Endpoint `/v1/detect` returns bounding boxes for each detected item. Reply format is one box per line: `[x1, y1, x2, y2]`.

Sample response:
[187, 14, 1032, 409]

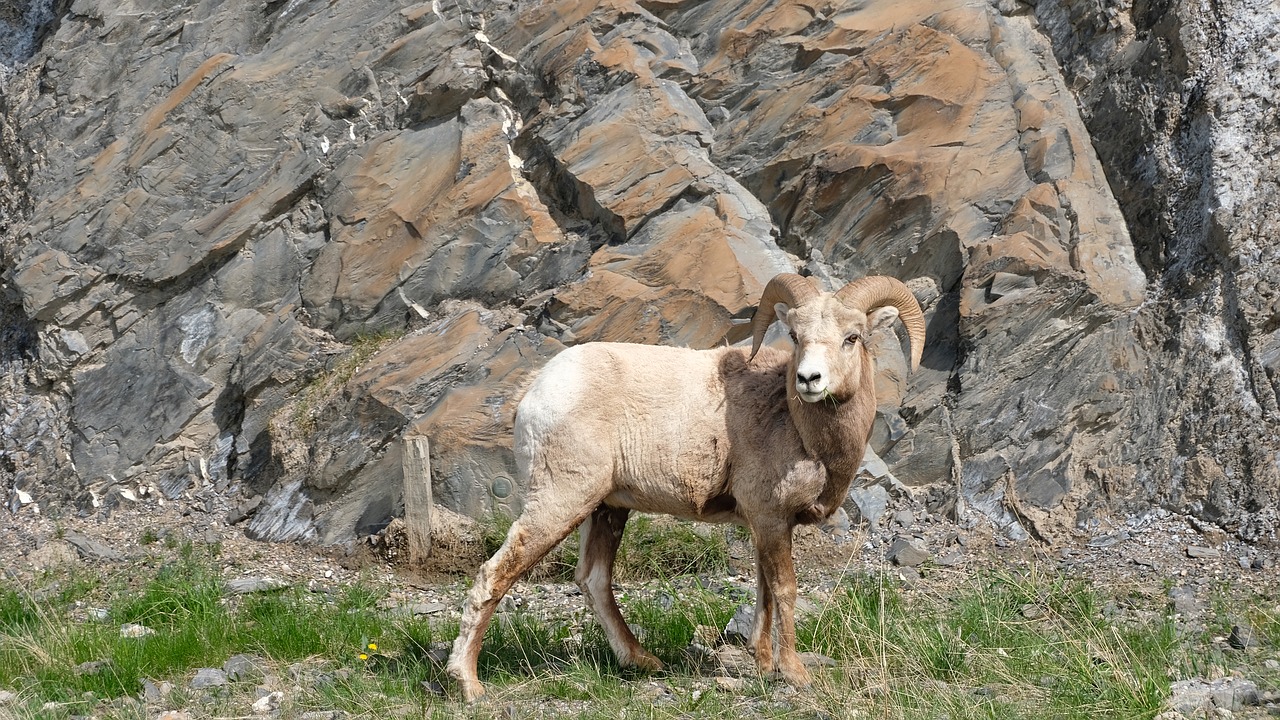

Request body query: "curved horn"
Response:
[835, 276, 927, 371]
[748, 273, 819, 361]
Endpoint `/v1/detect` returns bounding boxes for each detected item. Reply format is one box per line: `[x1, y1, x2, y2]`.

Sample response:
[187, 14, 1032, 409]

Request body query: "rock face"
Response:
[0, 0, 1276, 546]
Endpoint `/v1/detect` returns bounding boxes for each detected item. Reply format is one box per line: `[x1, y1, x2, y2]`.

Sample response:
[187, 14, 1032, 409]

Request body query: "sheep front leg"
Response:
[749, 544, 776, 672]
[753, 523, 811, 688]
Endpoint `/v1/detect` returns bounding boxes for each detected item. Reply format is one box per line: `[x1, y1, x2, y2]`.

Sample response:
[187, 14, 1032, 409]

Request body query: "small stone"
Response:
[410, 602, 446, 616]
[886, 536, 930, 567]
[1021, 604, 1047, 620]
[1228, 624, 1257, 650]
[693, 624, 720, 646]
[800, 652, 836, 668]
[1087, 532, 1129, 548]
[935, 551, 964, 567]
[892, 510, 915, 527]
[1264, 659, 1280, 670]
[712, 645, 755, 676]
[819, 506, 851, 540]
[120, 623, 155, 638]
[1252, 556, 1271, 570]
[251, 691, 282, 715]
[1131, 555, 1157, 568]
[226, 495, 263, 526]
[1168, 587, 1203, 616]
[0, 689, 16, 705]
[76, 659, 112, 675]
[715, 676, 746, 692]
[226, 577, 289, 594]
[155, 712, 191, 720]
[1187, 546, 1220, 559]
[1238, 556, 1253, 570]
[189, 668, 228, 689]
[224, 654, 266, 681]
[63, 531, 125, 561]
[723, 604, 754, 645]
[142, 679, 172, 702]
[895, 566, 921, 585]
[420, 680, 446, 696]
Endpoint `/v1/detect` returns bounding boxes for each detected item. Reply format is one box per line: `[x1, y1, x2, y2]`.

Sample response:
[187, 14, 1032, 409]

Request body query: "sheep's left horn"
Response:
[749, 273, 818, 362]
[835, 276, 927, 371]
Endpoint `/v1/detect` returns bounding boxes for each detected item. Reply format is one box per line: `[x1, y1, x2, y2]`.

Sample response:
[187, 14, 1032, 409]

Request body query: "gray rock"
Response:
[225, 577, 289, 595]
[0, 0, 1276, 549]
[799, 652, 836, 668]
[1170, 678, 1261, 713]
[75, 660, 111, 675]
[250, 691, 283, 715]
[63, 532, 124, 562]
[189, 668, 227, 689]
[723, 604, 755, 645]
[410, 602, 446, 616]
[119, 623, 155, 638]
[0, 690, 14, 705]
[819, 506, 851, 540]
[886, 537, 930, 567]
[1228, 624, 1257, 650]
[711, 645, 755, 676]
[141, 679, 172, 703]
[226, 495, 263, 526]
[1168, 587, 1203, 616]
[223, 654, 266, 682]
[1187, 546, 1221, 559]
[846, 485, 890, 528]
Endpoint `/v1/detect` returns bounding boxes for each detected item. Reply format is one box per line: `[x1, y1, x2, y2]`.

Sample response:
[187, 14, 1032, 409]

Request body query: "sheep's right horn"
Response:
[835, 276, 927, 371]
[749, 273, 818, 362]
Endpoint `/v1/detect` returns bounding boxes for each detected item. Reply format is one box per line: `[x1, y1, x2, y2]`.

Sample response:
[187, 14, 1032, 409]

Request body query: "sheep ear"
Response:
[774, 302, 792, 326]
[868, 306, 900, 331]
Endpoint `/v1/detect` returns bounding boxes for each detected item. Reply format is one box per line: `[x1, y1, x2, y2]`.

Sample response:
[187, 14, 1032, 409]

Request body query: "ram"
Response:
[448, 273, 926, 700]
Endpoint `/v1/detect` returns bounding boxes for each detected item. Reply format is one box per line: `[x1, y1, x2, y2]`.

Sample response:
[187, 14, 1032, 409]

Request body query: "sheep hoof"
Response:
[627, 650, 664, 672]
[456, 679, 486, 703]
[780, 661, 812, 688]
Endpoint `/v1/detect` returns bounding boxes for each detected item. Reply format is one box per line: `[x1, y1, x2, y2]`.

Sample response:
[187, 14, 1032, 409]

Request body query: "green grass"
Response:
[0, 538, 1274, 719]
[481, 512, 731, 583]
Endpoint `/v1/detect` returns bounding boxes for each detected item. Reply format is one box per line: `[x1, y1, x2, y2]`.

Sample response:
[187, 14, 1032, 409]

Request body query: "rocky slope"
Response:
[0, 0, 1276, 549]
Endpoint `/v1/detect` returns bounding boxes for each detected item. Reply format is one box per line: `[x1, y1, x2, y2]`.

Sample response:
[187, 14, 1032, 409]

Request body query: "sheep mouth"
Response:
[797, 390, 826, 403]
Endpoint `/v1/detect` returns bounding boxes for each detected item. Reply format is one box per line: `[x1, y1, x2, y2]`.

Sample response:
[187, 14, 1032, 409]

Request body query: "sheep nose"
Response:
[797, 370, 822, 385]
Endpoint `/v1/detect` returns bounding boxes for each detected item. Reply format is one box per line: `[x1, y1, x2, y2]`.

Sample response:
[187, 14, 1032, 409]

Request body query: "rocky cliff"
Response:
[1, 0, 1276, 547]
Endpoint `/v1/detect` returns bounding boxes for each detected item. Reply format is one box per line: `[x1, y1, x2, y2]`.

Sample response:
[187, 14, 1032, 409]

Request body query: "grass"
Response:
[0, 534, 1275, 719]
[481, 512, 731, 583]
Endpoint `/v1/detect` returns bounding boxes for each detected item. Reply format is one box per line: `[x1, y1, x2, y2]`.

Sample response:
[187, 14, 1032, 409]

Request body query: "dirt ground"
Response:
[3, 484, 1278, 717]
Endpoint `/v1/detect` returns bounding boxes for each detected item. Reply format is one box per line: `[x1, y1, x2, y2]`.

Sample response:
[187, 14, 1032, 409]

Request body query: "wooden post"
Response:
[402, 435, 432, 566]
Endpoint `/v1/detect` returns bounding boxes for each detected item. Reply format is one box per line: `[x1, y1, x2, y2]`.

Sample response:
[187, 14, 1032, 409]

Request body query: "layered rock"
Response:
[0, 0, 1275, 546]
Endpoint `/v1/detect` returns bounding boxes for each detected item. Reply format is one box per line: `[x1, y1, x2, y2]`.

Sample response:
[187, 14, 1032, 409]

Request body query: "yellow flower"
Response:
[359, 653, 368, 661]
[367, 642, 378, 651]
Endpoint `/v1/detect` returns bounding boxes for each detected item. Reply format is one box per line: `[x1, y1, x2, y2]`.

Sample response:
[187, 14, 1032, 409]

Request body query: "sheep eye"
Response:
[844, 334, 860, 346]
[788, 330, 798, 343]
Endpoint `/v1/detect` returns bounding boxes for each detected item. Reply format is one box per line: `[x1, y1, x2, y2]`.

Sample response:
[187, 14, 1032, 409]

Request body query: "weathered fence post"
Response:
[402, 435, 432, 565]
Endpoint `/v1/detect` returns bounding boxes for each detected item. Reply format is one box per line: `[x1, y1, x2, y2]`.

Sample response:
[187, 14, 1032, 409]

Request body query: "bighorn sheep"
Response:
[447, 273, 926, 701]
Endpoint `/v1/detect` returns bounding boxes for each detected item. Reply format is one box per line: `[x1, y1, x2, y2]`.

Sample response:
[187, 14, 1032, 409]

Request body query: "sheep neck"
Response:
[785, 370, 876, 483]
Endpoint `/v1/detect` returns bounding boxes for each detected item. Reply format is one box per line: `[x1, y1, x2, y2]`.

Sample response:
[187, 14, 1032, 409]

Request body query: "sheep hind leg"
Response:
[576, 505, 663, 672]
[447, 504, 595, 701]
[753, 523, 811, 688]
